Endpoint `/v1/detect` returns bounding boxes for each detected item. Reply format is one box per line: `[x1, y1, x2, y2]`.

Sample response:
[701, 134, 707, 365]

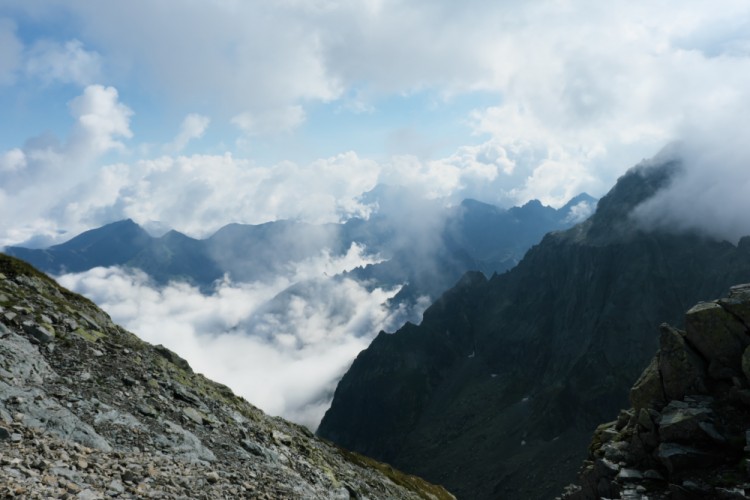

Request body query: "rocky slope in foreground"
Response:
[0, 254, 454, 499]
[562, 284, 750, 499]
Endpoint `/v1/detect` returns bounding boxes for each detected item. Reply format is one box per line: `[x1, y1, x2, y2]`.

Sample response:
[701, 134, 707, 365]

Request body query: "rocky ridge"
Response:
[317, 159, 750, 499]
[0, 254, 454, 499]
[562, 284, 750, 499]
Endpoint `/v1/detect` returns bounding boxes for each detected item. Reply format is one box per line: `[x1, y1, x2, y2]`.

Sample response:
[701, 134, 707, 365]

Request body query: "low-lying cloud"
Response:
[57, 243, 425, 430]
[632, 114, 750, 244]
[564, 199, 596, 224]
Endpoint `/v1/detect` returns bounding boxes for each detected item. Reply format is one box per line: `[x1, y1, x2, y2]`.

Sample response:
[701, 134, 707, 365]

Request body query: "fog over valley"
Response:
[57, 244, 409, 429]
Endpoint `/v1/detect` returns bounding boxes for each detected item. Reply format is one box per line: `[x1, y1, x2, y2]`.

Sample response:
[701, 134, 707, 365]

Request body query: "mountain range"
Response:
[4, 157, 750, 498]
[4, 190, 596, 312]
[317, 159, 750, 499]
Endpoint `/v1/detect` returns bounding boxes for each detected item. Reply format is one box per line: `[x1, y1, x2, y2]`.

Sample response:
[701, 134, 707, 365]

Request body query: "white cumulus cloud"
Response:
[166, 113, 210, 153]
[68, 85, 133, 159]
[0, 85, 134, 248]
[2, 1, 750, 248]
[24, 39, 102, 86]
[0, 148, 26, 172]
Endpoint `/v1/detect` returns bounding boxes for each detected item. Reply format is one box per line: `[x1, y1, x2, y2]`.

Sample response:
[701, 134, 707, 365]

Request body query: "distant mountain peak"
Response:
[141, 220, 173, 237]
[561, 192, 597, 211]
[520, 198, 545, 209]
[579, 159, 680, 244]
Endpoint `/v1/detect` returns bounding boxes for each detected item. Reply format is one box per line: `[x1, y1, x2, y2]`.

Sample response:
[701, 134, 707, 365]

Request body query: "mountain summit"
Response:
[317, 159, 750, 499]
[0, 254, 454, 499]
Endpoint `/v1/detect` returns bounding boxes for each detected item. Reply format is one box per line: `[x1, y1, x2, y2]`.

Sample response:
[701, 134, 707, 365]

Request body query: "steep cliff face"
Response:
[562, 284, 750, 499]
[0, 254, 454, 499]
[318, 160, 750, 499]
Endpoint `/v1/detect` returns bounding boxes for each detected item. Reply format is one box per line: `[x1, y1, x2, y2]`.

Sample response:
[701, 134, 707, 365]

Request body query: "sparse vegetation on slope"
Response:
[0, 253, 454, 499]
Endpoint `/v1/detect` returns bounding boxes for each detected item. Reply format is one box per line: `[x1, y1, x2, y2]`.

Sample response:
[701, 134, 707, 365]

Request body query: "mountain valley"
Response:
[0, 254, 454, 499]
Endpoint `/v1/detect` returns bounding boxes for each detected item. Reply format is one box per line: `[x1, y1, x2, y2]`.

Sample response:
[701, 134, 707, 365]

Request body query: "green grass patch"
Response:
[73, 328, 106, 343]
[337, 447, 455, 500]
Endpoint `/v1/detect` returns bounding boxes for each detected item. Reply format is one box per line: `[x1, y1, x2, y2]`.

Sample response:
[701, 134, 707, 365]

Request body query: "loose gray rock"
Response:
[22, 320, 55, 344]
[0, 255, 454, 500]
[657, 443, 718, 474]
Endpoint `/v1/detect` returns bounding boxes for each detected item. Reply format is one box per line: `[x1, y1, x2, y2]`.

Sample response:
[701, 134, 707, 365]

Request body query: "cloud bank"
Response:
[57, 243, 420, 430]
[1, 2, 749, 247]
[0, 94, 525, 247]
[632, 112, 750, 243]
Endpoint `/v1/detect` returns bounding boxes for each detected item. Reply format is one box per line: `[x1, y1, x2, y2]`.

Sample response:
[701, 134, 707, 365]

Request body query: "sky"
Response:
[1, 0, 749, 247]
[2, 1, 750, 428]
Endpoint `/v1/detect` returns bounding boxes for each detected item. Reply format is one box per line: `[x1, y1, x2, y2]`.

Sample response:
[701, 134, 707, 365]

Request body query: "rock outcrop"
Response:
[0, 254, 454, 499]
[562, 284, 750, 499]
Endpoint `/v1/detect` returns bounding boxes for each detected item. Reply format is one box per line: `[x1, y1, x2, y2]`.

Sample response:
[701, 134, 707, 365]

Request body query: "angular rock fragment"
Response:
[629, 357, 665, 411]
[658, 324, 707, 399]
[22, 321, 54, 344]
[657, 442, 719, 474]
[685, 302, 748, 379]
[657, 402, 712, 443]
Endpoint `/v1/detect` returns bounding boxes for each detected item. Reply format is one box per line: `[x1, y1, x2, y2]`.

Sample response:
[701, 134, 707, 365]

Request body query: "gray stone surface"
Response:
[0, 256, 454, 500]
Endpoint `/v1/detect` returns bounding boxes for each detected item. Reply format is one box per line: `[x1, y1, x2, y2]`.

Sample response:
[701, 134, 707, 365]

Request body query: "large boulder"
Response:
[684, 302, 749, 380]
[656, 443, 721, 474]
[657, 400, 713, 443]
[719, 283, 750, 328]
[564, 287, 750, 499]
[658, 324, 707, 400]
[629, 357, 665, 411]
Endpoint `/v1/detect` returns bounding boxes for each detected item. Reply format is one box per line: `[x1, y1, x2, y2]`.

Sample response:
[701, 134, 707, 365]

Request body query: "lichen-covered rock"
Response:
[21, 320, 55, 344]
[0, 254, 455, 500]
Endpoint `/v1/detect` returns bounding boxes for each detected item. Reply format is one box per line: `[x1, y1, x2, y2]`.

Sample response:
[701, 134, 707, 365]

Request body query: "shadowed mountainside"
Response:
[317, 159, 750, 499]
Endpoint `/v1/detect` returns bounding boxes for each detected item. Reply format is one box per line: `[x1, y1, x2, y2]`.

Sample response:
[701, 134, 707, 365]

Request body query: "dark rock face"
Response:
[318, 160, 750, 499]
[0, 254, 454, 499]
[563, 284, 750, 499]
